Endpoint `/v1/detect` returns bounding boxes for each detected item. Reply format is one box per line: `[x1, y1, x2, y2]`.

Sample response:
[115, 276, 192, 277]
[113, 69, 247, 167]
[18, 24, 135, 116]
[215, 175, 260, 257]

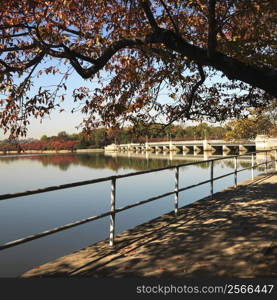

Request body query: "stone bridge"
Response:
[105, 139, 256, 154]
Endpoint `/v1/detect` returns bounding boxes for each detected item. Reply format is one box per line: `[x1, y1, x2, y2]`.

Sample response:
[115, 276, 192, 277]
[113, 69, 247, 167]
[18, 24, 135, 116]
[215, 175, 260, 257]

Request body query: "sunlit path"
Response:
[21, 172, 277, 278]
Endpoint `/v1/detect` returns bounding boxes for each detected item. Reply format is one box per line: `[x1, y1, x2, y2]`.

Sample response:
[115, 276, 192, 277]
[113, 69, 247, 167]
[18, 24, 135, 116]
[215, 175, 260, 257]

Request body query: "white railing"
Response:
[0, 149, 276, 250]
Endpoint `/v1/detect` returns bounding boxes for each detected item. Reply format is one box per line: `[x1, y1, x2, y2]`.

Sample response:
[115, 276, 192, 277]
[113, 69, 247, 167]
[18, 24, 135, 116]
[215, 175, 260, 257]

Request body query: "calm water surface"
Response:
[0, 151, 269, 277]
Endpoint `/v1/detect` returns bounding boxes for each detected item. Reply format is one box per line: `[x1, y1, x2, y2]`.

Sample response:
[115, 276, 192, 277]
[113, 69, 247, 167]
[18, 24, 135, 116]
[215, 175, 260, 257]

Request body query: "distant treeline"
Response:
[0, 123, 225, 152]
[0, 117, 276, 152]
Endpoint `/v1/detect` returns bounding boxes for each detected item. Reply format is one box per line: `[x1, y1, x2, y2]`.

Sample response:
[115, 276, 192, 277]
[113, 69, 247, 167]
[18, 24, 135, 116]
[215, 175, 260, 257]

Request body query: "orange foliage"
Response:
[0, 1, 275, 138]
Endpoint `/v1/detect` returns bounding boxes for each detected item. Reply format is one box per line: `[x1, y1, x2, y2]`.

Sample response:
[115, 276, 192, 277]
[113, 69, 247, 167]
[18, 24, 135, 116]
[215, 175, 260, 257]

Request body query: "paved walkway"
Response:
[21, 172, 277, 278]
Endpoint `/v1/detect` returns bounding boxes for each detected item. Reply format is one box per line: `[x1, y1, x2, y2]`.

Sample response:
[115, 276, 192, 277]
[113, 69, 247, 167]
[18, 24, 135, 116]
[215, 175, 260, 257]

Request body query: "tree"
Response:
[224, 116, 273, 140]
[57, 131, 69, 140]
[40, 134, 48, 141]
[0, 0, 276, 138]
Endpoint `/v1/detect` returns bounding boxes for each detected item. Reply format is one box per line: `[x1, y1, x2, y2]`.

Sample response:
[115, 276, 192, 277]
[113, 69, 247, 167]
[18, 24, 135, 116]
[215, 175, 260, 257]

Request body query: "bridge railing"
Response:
[0, 149, 276, 250]
[131, 137, 255, 143]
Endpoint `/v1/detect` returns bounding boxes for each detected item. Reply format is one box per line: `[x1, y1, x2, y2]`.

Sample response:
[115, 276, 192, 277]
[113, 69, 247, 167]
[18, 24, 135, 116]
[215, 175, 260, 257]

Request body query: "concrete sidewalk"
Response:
[21, 172, 277, 278]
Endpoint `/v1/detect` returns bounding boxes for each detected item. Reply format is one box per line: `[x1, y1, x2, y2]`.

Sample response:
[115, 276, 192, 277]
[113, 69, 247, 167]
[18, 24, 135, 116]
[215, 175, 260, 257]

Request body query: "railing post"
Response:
[109, 177, 116, 246]
[265, 150, 268, 174]
[234, 156, 238, 187]
[275, 149, 277, 171]
[251, 153, 255, 180]
[174, 166, 179, 215]
[210, 160, 214, 199]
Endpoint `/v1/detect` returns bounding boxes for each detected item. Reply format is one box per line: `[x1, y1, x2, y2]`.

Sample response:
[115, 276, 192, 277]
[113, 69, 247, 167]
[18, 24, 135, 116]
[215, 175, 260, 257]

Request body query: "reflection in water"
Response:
[0, 151, 268, 172]
[0, 151, 273, 277]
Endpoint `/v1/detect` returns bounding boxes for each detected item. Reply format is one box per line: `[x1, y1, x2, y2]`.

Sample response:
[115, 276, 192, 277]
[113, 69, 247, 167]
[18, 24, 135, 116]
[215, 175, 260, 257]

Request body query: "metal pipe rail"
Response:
[0, 149, 276, 250]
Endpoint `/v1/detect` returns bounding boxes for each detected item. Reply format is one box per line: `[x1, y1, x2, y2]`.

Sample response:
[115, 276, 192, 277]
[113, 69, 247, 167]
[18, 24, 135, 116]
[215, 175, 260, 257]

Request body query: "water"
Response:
[0, 151, 270, 277]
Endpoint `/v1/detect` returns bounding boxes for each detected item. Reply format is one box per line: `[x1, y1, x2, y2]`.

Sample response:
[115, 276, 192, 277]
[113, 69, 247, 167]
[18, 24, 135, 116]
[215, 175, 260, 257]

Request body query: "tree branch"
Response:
[164, 64, 206, 125]
[139, 0, 160, 32]
[159, 0, 179, 35]
[208, 0, 217, 58]
[2, 25, 276, 97]
[0, 51, 45, 73]
[186, 64, 206, 115]
[0, 42, 39, 53]
[50, 28, 277, 96]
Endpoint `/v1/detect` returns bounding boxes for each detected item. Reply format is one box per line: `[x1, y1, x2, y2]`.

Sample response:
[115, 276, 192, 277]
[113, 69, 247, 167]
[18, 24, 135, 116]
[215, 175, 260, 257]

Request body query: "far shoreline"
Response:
[0, 149, 104, 155]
